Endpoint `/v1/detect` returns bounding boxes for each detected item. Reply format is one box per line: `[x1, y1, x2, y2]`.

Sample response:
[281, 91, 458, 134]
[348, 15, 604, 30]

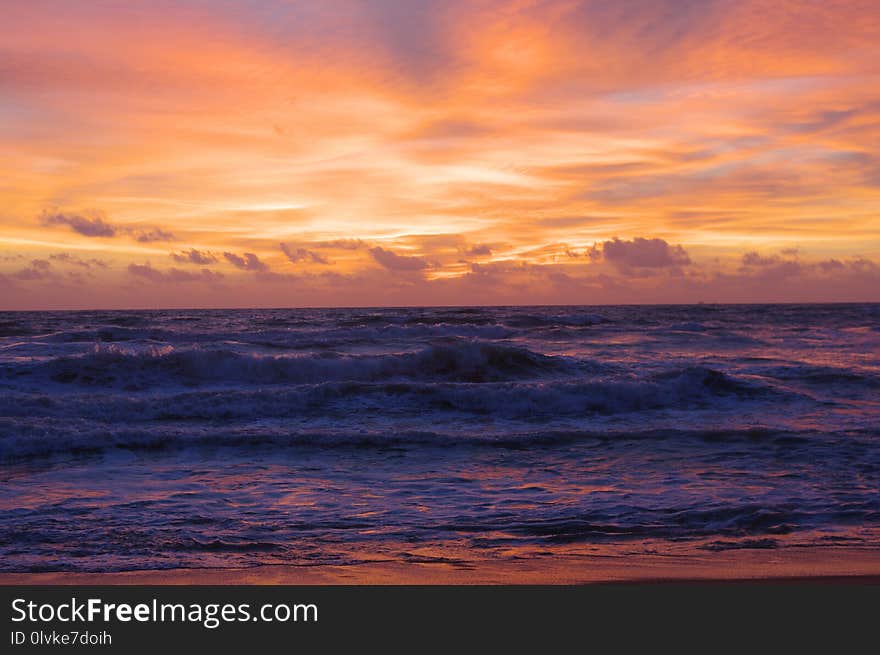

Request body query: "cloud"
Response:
[223, 252, 269, 272]
[170, 249, 217, 265]
[692, 255, 880, 303]
[42, 211, 116, 237]
[4, 2, 878, 309]
[2, 258, 99, 289]
[601, 237, 691, 270]
[127, 263, 223, 284]
[41, 210, 174, 242]
[49, 252, 108, 269]
[848, 258, 880, 275]
[733, 252, 879, 287]
[563, 245, 600, 260]
[738, 250, 803, 281]
[741, 251, 781, 267]
[817, 258, 844, 272]
[133, 227, 175, 242]
[319, 239, 365, 250]
[369, 246, 428, 271]
[12, 259, 54, 281]
[280, 243, 329, 264]
[127, 263, 167, 282]
[464, 243, 492, 257]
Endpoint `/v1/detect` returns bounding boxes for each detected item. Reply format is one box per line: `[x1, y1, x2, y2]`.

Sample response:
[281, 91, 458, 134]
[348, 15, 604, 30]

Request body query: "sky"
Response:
[2, 0, 879, 309]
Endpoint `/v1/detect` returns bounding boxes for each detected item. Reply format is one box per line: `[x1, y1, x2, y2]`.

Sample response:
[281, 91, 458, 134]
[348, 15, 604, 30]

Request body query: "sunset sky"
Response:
[2, 0, 879, 309]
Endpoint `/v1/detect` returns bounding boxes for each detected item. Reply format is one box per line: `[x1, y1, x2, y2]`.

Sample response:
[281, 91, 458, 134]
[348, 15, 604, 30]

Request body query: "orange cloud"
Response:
[1, 1, 879, 308]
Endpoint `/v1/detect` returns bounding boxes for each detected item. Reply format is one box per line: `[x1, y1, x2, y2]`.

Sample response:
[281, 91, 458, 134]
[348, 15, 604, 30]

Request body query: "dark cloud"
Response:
[563, 246, 600, 260]
[41, 210, 174, 242]
[464, 243, 492, 257]
[845, 258, 878, 275]
[468, 261, 528, 276]
[601, 237, 691, 269]
[695, 256, 880, 302]
[320, 239, 364, 250]
[49, 253, 78, 265]
[742, 251, 781, 267]
[170, 249, 217, 265]
[128, 263, 223, 284]
[817, 258, 844, 272]
[280, 243, 329, 265]
[127, 263, 169, 282]
[223, 252, 269, 272]
[12, 259, 54, 281]
[740, 251, 803, 281]
[586, 245, 603, 261]
[49, 252, 108, 269]
[171, 268, 223, 283]
[133, 227, 175, 243]
[369, 246, 428, 271]
[752, 260, 802, 281]
[42, 211, 116, 237]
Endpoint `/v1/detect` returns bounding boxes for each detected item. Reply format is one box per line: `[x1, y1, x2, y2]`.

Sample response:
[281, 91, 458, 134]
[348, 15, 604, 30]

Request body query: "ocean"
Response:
[1, 304, 878, 573]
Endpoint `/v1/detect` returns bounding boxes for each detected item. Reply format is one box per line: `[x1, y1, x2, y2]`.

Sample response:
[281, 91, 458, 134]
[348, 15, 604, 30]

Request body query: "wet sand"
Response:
[3, 547, 880, 585]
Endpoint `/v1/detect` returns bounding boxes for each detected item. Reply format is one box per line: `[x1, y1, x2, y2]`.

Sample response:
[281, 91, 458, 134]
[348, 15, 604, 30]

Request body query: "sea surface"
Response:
[1, 304, 879, 572]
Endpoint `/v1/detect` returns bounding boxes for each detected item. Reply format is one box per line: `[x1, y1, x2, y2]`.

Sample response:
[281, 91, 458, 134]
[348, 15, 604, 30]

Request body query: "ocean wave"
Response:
[425, 502, 878, 544]
[502, 313, 608, 328]
[0, 361, 795, 424]
[4, 341, 574, 388]
[0, 320, 38, 337]
[754, 363, 880, 388]
[1, 411, 851, 460]
[2, 304, 879, 574]
[29, 322, 517, 348]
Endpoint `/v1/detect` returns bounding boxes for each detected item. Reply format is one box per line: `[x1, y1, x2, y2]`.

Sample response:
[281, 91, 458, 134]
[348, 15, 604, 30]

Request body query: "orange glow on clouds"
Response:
[2, 0, 879, 308]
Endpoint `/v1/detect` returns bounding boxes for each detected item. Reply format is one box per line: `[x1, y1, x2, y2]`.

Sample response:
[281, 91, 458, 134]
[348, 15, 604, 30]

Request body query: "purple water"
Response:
[1, 304, 879, 572]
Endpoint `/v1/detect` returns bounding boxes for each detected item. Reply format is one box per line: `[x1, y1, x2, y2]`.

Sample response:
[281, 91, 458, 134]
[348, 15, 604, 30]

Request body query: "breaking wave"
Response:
[8, 341, 575, 388]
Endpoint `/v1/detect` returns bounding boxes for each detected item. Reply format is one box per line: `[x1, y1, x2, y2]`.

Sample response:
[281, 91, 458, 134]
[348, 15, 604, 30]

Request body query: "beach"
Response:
[3, 547, 880, 585]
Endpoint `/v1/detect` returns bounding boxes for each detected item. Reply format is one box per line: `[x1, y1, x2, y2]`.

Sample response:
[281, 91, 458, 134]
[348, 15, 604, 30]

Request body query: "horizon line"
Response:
[2, 300, 878, 313]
